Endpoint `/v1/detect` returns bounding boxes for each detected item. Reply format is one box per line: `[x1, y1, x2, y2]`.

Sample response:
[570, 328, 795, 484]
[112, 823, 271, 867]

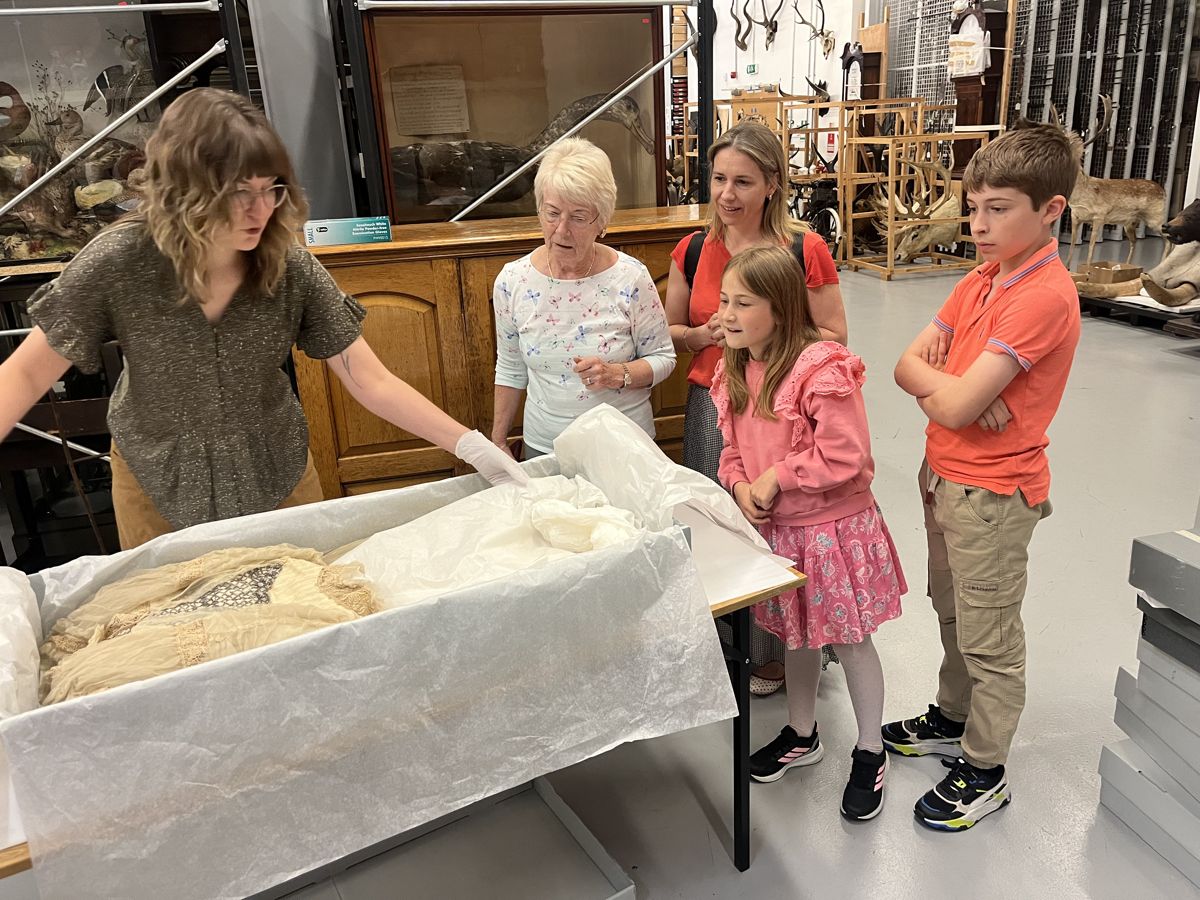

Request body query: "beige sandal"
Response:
[749, 674, 784, 696]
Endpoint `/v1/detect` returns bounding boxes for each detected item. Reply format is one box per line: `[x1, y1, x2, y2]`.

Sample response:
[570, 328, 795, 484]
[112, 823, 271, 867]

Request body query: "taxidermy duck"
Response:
[2, 156, 79, 239]
[45, 109, 141, 183]
[84, 32, 157, 121]
[390, 93, 655, 211]
[0, 82, 31, 143]
[2, 143, 89, 241]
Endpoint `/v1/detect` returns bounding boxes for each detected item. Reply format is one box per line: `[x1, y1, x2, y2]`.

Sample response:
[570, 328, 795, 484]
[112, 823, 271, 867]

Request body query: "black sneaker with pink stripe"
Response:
[841, 747, 888, 820]
[749, 724, 825, 783]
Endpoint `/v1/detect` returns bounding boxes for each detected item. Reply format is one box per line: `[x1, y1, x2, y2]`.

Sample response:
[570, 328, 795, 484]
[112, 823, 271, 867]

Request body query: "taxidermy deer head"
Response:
[793, 0, 835, 59]
[745, 0, 786, 49]
[873, 156, 962, 263]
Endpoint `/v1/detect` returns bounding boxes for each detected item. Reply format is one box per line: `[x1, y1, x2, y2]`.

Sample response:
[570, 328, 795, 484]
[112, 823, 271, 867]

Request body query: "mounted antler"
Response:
[1080, 94, 1114, 149]
[875, 156, 962, 263]
[732, 0, 752, 51]
[682, 8, 712, 60]
[805, 77, 830, 118]
[792, 0, 835, 59]
[811, 142, 837, 174]
[745, 0, 786, 49]
[1049, 94, 1113, 149]
[903, 158, 953, 220]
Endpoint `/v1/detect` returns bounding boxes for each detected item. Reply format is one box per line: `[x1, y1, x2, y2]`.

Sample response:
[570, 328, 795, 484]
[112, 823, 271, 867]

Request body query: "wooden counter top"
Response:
[0, 843, 30, 878]
[310, 205, 709, 263]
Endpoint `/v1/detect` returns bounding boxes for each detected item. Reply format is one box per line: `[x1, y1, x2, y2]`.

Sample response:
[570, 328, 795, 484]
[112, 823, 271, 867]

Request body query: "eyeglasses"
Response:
[538, 207, 600, 228]
[230, 184, 289, 212]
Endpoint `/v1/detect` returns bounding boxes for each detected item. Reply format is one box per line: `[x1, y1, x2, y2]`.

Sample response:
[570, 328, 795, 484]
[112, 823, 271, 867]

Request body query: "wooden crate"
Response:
[840, 126, 991, 280]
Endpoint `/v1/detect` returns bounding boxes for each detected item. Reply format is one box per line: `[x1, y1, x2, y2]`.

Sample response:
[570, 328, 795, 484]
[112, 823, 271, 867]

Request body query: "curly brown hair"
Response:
[119, 88, 308, 303]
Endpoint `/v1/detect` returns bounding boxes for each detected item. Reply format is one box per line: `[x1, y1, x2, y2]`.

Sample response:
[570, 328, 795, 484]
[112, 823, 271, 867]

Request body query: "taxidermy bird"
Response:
[84, 31, 157, 121]
[3, 155, 79, 239]
[390, 93, 655, 212]
[45, 109, 141, 183]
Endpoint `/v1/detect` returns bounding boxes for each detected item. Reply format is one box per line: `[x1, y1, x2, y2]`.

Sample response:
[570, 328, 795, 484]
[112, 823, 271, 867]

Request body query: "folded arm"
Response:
[895, 322, 959, 398]
[913, 349, 1022, 431]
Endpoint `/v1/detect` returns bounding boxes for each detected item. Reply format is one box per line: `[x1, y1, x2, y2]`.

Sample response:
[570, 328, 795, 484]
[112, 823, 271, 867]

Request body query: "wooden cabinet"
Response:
[297, 206, 706, 498]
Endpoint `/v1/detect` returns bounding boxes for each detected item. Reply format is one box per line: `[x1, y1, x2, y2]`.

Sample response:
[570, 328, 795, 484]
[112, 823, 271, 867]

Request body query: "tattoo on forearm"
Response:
[341, 350, 361, 388]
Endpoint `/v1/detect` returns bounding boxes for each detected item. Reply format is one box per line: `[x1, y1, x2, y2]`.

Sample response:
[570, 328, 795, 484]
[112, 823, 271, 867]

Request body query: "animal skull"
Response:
[1140, 239, 1200, 307]
[792, 0, 835, 59]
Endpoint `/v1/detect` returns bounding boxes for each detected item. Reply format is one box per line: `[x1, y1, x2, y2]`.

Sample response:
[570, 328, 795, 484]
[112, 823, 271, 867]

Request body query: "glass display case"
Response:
[0, 0, 249, 267]
[343, 3, 667, 224]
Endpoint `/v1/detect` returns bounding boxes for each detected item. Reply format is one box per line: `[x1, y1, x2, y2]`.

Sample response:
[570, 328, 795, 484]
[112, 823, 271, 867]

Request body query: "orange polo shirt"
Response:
[925, 240, 1080, 506]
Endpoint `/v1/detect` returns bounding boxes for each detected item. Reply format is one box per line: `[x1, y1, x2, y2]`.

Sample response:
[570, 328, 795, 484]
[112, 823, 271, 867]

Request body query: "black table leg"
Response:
[729, 606, 751, 871]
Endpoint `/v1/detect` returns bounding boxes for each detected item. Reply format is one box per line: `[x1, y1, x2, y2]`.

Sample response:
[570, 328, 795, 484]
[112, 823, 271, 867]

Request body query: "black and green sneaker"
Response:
[915, 757, 1010, 831]
[881, 704, 964, 757]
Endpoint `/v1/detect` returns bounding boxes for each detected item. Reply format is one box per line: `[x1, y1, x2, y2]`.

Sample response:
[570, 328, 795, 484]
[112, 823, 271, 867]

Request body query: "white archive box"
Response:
[0, 408, 784, 900]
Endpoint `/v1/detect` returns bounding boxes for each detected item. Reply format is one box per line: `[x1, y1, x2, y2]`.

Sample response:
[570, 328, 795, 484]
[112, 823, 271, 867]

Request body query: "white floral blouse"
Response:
[493, 250, 676, 453]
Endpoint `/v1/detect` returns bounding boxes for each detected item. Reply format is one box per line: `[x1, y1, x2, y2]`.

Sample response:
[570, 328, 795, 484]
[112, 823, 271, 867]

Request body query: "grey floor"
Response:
[548, 239, 1200, 900]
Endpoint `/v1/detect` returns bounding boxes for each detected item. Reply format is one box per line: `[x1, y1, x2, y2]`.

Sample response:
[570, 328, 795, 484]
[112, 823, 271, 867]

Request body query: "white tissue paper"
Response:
[0, 571, 40, 720]
[0, 406, 742, 900]
[340, 474, 642, 609]
[553, 404, 772, 549]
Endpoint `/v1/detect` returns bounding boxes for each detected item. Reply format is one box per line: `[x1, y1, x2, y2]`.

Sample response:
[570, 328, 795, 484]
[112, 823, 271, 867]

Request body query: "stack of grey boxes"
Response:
[1101, 499, 1200, 889]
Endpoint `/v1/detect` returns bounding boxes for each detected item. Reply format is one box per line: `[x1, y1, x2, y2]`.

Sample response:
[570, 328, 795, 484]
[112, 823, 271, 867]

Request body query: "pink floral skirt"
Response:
[755, 503, 907, 650]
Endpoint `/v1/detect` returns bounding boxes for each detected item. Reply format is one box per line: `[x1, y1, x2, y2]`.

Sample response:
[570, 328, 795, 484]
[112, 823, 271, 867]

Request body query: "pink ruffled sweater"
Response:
[712, 341, 876, 527]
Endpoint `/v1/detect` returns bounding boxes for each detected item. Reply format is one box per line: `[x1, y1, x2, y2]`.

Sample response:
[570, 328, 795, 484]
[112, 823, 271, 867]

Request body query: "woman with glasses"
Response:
[0, 88, 523, 549]
[663, 122, 849, 696]
[490, 138, 675, 460]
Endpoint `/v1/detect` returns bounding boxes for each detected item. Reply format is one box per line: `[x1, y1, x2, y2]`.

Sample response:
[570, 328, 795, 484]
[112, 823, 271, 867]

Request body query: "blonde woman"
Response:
[0, 89, 521, 549]
[663, 122, 848, 694]
[491, 137, 675, 459]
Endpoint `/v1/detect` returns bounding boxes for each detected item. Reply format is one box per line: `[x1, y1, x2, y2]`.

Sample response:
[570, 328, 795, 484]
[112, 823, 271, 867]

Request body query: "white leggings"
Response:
[785, 636, 885, 753]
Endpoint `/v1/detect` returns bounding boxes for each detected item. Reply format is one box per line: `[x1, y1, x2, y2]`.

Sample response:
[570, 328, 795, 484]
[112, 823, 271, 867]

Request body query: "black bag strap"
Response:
[683, 229, 706, 289]
[790, 231, 808, 278]
[683, 228, 807, 289]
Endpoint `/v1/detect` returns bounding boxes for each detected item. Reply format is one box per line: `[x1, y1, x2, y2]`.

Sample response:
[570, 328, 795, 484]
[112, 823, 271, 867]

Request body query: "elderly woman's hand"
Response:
[573, 356, 624, 391]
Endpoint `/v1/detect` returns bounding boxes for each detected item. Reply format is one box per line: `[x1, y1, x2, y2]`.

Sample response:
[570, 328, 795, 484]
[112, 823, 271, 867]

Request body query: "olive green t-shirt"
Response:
[27, 225, 365, 529]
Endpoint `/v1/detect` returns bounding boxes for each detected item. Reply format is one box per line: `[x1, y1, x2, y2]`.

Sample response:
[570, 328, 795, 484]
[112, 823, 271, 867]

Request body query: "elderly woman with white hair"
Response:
[491, 138, 676, 459]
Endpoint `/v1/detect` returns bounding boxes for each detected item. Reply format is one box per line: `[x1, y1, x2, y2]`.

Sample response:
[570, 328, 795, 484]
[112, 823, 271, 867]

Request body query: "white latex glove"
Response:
[455, 430, 530, 486]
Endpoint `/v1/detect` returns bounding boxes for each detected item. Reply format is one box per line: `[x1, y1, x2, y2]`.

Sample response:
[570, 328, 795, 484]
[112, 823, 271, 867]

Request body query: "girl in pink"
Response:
[711, 246, 907, 821]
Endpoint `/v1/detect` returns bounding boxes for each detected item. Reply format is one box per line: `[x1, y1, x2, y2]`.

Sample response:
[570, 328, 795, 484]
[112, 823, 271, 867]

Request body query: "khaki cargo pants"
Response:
[920, 460, 1051, 768]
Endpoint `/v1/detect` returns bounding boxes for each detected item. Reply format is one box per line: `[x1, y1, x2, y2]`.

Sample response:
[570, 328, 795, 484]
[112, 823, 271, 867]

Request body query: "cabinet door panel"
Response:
[295, 258, 469, 497]
[333, 289, 446, 449]
[460, 253, 525, 435]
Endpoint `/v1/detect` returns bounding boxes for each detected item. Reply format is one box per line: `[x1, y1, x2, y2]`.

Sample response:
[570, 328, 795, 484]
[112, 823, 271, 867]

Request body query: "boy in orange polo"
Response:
[886, 124, 1081, 831]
